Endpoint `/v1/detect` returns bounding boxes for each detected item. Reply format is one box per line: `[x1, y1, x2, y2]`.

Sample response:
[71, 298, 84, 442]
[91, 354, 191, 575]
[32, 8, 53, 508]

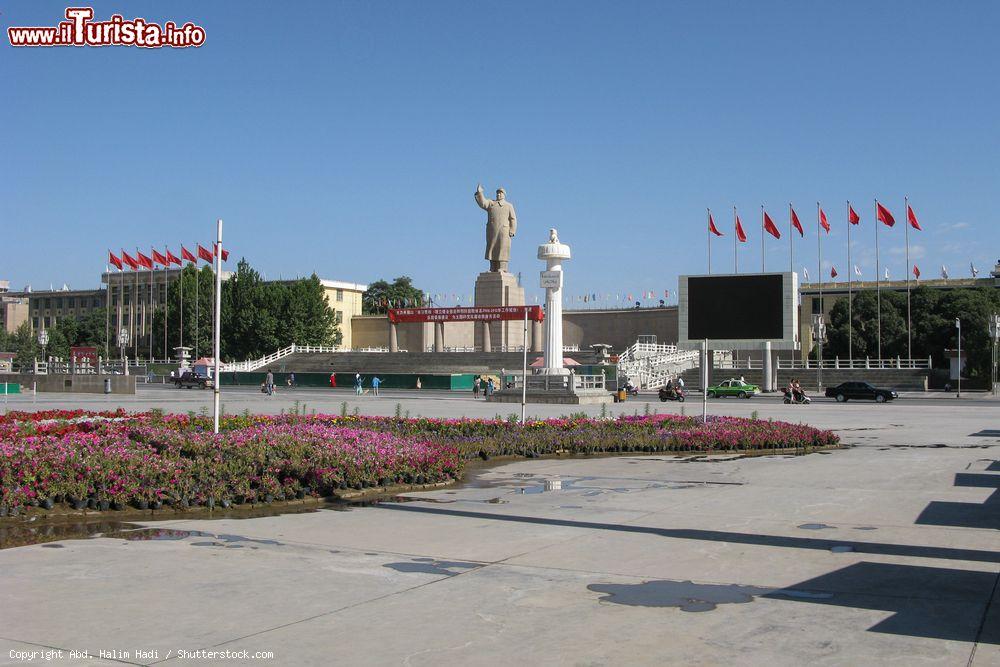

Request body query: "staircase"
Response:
[617, 340, 701, 389]
[220, 344, 341, 373]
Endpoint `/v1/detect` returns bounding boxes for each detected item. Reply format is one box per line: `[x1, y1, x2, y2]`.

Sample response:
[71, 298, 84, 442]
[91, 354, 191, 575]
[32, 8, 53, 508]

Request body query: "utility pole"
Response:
[955, 318, 962, 398]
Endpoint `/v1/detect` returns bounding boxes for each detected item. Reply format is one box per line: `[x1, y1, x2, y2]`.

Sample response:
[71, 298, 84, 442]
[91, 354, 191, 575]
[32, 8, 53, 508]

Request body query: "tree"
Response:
[12, 321, 40, 368]
[153, 264, 216, 359]
[825, 285, 1000, 379]
[363, 276, 425, 314]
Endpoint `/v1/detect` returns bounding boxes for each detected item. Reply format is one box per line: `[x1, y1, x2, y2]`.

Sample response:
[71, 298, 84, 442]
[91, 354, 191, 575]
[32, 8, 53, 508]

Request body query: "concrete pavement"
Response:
[0, 392, 997, 665]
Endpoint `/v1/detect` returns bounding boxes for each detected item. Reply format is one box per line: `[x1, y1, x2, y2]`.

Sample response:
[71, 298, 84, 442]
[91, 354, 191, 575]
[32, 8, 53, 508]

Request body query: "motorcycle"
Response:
[622, 383, 640, 397]
[782, 389, 811, 404]
[658, 386, 685, 402]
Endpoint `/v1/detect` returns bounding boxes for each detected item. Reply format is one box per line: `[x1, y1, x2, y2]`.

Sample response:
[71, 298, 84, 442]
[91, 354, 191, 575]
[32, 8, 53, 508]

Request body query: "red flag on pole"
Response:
[181, 246, 197, 263]
[109, 250, 123, 270]
[136, 251, 154, 270]
[913, 264, 920, 279]
[790, 206, 804, 236]
[876, 202, 896, 227]
[121, 250, 139, 270]
[830, 266, 838, 278]
[819, 207, 830, 233]
[708, 213, 723, 237]
[151, 249, 168, 266]
[214, 244, 230, 261]
[906, 204, 922, 231]
[735, 215, 747, 242]
[763, 211, 781, 239]
[197, 244, 213, 263]
[849, 205, 860, 225]
[166, 249, 181, 266]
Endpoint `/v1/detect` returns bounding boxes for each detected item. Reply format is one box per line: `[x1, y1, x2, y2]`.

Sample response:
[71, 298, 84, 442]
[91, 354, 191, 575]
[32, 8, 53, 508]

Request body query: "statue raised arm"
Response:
[474, 184, 517, 272]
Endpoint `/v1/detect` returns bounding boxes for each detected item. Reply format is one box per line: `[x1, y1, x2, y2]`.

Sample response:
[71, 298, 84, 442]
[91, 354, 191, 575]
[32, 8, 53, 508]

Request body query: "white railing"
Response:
[617, 338, 700, 389]
[504, 373, 605, 392]
[716, 359, 764, 370]
[574, 373, 606, 390]
[220, 344, 342, 372]
[778, 357, 932, 370]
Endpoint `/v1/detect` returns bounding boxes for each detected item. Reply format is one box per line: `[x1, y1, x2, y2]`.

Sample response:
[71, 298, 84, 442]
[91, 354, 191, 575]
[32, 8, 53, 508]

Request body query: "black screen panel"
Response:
[688, 274, 784, 340]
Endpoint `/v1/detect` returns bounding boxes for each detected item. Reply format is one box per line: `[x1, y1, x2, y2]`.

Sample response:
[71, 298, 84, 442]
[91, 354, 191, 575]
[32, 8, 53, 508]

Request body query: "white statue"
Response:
[475, 184, 518, 272]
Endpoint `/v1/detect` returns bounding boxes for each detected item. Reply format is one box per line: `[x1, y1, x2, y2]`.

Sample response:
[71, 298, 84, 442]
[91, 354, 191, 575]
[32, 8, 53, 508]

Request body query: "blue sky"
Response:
[3, 1, 998, 304]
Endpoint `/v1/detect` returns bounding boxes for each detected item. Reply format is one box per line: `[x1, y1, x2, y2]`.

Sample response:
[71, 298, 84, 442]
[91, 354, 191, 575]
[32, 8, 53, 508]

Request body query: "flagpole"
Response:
[847, 203, 853, 362]
[788, 203, 793, 274]
[733, 206, 738, 273]
[875, 199, 881, 360]
[163, 249, 168, 361]
[761, 205, 765, 273]
[118, 254, 125, 363]
[817, 203, 823, 366]
[104, 258, 110, 360]
[195, 260, 200, 360]
[905, 195, 911, 360]
[179, 260, 184, 353]
[148, 249, 153, 363]
[134, 248, 140, 360]
[707, 208, 712, 274]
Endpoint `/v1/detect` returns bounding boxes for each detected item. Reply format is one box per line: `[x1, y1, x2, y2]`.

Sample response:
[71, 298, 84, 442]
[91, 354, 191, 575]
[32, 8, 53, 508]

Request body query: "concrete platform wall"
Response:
[4, 374, 136, 394]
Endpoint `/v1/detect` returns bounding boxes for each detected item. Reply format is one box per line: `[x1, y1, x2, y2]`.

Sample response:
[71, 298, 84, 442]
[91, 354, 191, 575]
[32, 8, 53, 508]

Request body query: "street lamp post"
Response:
[812, 314, 827, 392]
[37, 328, 49, 368]
[955, 318, 962, 398]
[989, 314, 1000, 397]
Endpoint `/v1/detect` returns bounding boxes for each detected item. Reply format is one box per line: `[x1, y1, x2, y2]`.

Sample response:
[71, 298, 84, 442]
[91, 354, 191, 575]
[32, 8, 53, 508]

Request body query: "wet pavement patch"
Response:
[41, 543, 64, 548]
[589, 580, 833, 612]
[384, 558, 480, 577]
[105, 528, 196, 541]
[797, 523, 836, 530]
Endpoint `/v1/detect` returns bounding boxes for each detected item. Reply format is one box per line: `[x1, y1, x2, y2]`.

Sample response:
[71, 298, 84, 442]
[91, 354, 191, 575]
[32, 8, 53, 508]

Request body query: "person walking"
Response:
[486, 377, 495, 397]
[355, 373, 363, 396]
[288, 372, 296, 388]
[415, 377, 422, 390]
[329, 372, 337, 388]
[265, 370, 274, 396]
[371, 376, 382, 397]
[473, 376, 481, 399]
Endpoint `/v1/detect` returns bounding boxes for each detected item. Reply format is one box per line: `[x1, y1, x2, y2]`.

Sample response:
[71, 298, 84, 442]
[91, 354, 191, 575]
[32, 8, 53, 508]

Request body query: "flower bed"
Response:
[0, 411, 837, 514]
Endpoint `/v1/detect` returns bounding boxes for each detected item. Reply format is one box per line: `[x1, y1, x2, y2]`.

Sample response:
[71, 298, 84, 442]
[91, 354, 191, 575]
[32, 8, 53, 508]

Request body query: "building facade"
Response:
[318, 280, 367, 349]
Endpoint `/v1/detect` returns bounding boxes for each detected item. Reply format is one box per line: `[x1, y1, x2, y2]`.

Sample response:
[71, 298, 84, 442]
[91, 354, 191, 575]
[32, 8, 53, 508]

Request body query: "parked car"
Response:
[824, 381, 897, 403]
[174, 371, 211, 389]
[706, 379, 760, 399]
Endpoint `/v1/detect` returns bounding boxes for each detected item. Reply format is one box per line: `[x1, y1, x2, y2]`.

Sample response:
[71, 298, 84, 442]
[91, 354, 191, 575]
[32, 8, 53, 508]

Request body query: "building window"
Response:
[43, 317, 50, 328]
[335, 310, 343, 324]
[94, 298, 102, 307]
[811, 297, 824, 315]
[68, 297, 75, 308]
[32, 317, 38, 328]
[43, 298, 50, 308]
[336, 289, 344, 302]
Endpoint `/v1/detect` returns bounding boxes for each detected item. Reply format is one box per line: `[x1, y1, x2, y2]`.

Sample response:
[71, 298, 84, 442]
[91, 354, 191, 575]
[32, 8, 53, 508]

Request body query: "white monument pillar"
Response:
[537, 229, 571, 375]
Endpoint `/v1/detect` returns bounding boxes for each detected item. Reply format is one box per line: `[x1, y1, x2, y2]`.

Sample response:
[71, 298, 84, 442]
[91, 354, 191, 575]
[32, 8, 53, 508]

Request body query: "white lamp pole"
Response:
[955, 318, 961, 398]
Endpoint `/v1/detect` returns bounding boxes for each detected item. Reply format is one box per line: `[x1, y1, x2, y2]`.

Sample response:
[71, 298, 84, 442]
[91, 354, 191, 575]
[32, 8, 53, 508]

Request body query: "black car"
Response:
[824, 381, 898, 403]
[174, 371, 211, 389]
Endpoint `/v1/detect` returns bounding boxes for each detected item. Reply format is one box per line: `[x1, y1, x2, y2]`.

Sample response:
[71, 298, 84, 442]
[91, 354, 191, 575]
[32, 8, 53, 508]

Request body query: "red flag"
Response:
[108, 250, 123, 271]
[790, 206, 804, 237]
[819, 207, 830, 233]
[197, 244, 214, 262]
[876, 202, 895, 227]
[708, 213, 723, 237]
[136, 250, 153, 270]
[763, 211, 781, 239]
[181, 246, 197, 264]
[830, 266, 838, 278]
[151, 249, 168, 266]
[215, 244, 230, 261]
[907, 204, 922, 231]
[735, 215, 747, 242]
[166, 249, 181, 266]
[849, 205, 860, 225]
[913, 264, 920, 279]
[121, 250, 139, 271]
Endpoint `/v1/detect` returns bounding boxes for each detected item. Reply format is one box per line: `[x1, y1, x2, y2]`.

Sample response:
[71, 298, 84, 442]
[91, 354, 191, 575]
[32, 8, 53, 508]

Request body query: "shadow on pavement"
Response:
[916, 471, 999, 531]
[376, 504, 1000, 563]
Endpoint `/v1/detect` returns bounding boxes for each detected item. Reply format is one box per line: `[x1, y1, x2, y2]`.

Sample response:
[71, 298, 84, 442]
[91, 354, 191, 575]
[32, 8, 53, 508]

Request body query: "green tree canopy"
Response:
[363, 276, 425, 314]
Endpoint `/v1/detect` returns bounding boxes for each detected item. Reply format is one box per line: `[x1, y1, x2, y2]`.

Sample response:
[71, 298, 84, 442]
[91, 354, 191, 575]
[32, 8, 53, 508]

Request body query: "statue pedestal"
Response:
[474, 271, 525, 351]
